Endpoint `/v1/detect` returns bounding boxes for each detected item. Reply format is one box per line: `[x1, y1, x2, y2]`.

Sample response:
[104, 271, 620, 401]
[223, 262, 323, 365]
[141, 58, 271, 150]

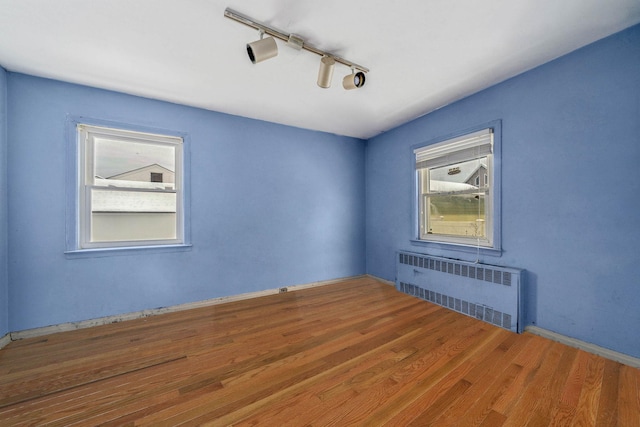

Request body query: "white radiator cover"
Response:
[396, 251, 524, 333]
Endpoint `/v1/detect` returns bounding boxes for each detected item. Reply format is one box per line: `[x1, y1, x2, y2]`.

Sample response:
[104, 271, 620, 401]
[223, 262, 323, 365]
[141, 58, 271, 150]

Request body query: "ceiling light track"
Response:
[224, 7, 369, 89]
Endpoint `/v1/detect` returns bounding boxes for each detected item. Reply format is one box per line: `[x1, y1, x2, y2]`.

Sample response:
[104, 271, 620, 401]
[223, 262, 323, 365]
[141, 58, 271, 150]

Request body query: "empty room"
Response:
[1, 1, 639, 425]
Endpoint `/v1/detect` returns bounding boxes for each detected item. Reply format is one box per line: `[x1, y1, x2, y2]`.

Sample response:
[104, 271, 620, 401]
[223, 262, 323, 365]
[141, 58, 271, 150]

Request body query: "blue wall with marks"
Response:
[6, 74, 365, 331]
[0, 66, 8, 338]
[365, 25, 640, 357]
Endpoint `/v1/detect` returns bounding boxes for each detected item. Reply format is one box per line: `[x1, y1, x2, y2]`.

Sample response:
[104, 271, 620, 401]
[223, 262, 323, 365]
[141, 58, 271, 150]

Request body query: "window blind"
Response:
[415, 128, 493, 169]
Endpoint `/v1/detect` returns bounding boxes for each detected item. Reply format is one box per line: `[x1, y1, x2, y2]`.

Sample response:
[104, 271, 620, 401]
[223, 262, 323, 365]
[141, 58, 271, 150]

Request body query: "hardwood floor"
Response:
[0, 277, 638, 426]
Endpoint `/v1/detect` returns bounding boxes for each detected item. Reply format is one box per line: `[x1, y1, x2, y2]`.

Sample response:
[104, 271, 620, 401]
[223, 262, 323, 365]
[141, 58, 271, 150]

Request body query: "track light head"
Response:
[246, 35, 278, 64]
[225, 9, 369, 90]
[343, 70, 366, 90]
[317, 56, 335, 88]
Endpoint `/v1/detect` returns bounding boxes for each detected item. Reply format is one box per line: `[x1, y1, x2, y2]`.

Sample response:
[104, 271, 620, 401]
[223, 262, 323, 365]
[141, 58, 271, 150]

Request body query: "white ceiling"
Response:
[1, 0, 639, 139]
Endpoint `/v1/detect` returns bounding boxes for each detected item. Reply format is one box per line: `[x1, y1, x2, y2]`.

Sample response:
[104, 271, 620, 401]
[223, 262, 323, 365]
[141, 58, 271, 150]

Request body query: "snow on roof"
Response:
[92, 178, 176, 212]
[429, 180, 477, 192]
[94, 178, 173, 190]
[92, 190, 176, 212]
[429, 160, 487, 184]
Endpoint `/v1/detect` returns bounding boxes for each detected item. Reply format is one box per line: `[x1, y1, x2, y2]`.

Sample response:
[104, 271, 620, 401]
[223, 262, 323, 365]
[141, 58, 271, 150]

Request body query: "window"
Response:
[415, 127, 497, 248]
[77, 124, 184, 249]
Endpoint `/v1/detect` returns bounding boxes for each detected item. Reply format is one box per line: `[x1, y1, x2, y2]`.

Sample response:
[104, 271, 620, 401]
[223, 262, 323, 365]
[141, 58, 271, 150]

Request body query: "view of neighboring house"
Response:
[464, 163, 487, 187]
[429, 160, 487, 189]
[107, 163, 175, 186]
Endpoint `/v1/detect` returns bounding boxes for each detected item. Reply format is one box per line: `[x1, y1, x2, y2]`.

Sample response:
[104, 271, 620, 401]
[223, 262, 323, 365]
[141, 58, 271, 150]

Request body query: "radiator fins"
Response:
[399, 281, 512, 330]
[399, 253, 512, 286]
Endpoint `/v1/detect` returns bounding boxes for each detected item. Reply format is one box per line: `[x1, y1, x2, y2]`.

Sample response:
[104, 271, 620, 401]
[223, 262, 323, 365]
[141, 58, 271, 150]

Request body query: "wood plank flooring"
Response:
[0, 277, 638, 426]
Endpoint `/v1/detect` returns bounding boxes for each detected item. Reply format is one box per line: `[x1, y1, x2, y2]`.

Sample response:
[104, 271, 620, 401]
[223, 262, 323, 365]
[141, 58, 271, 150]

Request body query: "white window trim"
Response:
[77, 124, 185, 250]
[411, 122, 502, 255]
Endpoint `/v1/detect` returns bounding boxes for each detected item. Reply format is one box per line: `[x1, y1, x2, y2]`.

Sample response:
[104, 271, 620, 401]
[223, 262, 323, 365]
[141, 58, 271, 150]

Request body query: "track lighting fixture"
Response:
[317, 57, 335, 88]
[246, 32, 278, 64]
[224, 7, 369, 90]
[343, 70, 366, 90]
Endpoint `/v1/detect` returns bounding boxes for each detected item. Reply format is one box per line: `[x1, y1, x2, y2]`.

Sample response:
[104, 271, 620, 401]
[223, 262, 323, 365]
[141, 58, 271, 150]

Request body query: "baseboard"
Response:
[0, 333, 11, 349]
[525, 325, 640, 368]
[8, 275, 366, 342]
[366, 274, 395, 287]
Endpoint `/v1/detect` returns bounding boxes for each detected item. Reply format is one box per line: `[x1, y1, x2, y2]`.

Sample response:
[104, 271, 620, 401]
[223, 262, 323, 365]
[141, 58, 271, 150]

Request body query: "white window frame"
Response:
[414, 127, 498, 249]
[77, 124, 184, 249]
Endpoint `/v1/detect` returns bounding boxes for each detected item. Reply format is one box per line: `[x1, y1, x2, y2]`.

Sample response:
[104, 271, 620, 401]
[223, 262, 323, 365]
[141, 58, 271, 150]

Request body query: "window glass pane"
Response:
[90, 189, 176, 242]
[94, 137, 175, 189]
[428, 157, 487, 192]
[418, 157, 489, 240]
[91, 212, 177, 242]
[425, 193, 486, 238]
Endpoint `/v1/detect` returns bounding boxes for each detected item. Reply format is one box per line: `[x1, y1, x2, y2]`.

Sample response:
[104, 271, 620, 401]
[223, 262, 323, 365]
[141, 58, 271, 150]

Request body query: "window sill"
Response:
[65, 243, 193, 259]
[410, 239, 501, 257]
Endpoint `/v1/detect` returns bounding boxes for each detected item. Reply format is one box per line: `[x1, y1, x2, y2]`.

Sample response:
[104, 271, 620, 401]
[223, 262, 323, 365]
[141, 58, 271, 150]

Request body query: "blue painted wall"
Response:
[6, 74, 365, 331]
[0, 66, 8, 337]
[366, 25, 640, 358]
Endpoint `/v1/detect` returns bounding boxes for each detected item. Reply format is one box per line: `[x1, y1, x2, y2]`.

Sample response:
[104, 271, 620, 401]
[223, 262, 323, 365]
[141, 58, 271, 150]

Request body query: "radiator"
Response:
[396, 251, 524, 333]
